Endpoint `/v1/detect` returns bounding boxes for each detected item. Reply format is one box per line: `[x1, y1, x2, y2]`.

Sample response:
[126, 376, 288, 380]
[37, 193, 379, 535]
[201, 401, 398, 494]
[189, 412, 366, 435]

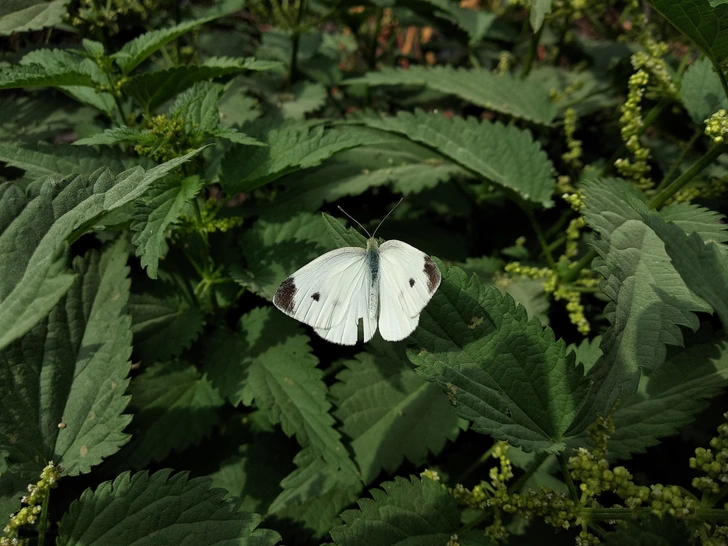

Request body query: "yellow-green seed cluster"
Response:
[690, 418, 728, 496]
[134, 114, 200, 163]
[705, 109, 728, 144]
[1, 463, 61, 545]
[562, 108, 583, 168]
[65, 0, 160, 34]
[614, 69, 652, 188]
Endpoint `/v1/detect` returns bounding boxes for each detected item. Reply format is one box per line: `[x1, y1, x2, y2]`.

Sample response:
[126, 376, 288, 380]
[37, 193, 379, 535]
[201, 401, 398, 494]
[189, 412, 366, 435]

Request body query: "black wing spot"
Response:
[274, 277, 297, 313]
[311, 292, 321, 301]
[409, 278, 415, 287]
[423, 256, 441, 293]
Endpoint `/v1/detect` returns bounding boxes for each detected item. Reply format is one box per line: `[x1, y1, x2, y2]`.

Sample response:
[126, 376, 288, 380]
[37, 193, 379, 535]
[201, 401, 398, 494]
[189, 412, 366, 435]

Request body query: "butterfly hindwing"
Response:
[273, 247, 376, 345]
[377, 240, 442, 342]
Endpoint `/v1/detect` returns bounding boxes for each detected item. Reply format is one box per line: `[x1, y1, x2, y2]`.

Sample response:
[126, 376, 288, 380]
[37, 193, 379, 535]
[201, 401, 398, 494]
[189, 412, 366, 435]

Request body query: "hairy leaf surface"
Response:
[680, 57, 728, 123]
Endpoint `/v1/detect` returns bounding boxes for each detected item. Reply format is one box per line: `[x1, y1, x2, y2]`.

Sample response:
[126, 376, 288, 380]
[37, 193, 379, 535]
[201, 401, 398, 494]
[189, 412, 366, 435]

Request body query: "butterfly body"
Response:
[273, 237, 441, 345]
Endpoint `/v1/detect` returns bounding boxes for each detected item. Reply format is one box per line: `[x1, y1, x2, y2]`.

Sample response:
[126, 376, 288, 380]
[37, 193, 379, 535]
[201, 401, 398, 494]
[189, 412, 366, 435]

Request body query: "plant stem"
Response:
[557, 453, 579, 503]
[368, 8, 383, 71]
[523, 206, 555, 268]
[561, 248, 596, 283]
[649, 142, 728, 209]
[520, 25, 543, 79]
[654, 127, 702, 192]
[288, 0, 308, 88]
[714, 61, 728, 104]
[37, 485, 52, 545]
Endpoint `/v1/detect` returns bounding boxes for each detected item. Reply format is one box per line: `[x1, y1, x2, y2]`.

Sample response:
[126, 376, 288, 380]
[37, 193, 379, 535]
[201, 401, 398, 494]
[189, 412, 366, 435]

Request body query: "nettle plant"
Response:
[1, 0, 728, 545]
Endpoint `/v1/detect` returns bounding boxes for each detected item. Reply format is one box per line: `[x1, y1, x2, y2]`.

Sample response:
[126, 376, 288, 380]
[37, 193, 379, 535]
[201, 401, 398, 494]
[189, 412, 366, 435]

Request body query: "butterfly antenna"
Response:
[337, 206, 371, 238]
[371, 198, 404, 238]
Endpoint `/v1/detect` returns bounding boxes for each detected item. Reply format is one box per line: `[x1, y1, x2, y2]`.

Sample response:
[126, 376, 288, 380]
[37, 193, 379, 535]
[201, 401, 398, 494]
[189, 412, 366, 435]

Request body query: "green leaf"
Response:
[0, 0, 70, 35]
[642, 209, 728, 327]
[347, 67, 557, 125]
[408, 261, 589, 453]
[0, 459, 27, 523]
[332, 342, 466, 484]
[232, 211, 336, 299]
[0, 241, 132, 476]
[0, 63, 95, 89]
[72, 126, 145, 147]
[530, 0, 554, 31]
[577, 178, 713, 427]
[119, 361, 224, 469]
[680, 57, 728, 124]
[123, 57, 279, 113]
[0, 142, 153, 180]
[204, 307, 358, 475]
[330, 476, 493, 546]
[601, 336, 728, 460]
[350, 110, 555, 207]
[648, 0, 728, 65]
[270, 448, 362, 537]
[659, 201, 728, 242]
[322, 213, 368, 248]
[129, 291, 205, 365]
[280, 82, 327, 119]
[57, 470, 281, 546]
[416, 0, 496, 45]
[219, 122, 399, 195]
[0, 148, 203, 350]
[112, 17, 217, 75]
[602, 514, 695, 546]
[270, 144, 466, 214]
[132, 175, 205, 279]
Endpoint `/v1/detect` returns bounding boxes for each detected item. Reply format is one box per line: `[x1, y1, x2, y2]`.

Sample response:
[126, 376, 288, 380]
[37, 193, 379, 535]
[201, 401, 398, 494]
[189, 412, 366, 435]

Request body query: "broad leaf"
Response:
[57, 470, 281, 546]
[347, 67, 557, 125]
[204, 307, 358, 475]
[280, 81, 328, 119]
[119, 361, 224, 469]
[680, 57, 728, 124]
[132, 176, 206, 279]
[270, 448, 362, 537]
[129, 291, 205, 365]
[642, 209, 728, 327]
[350, 110, 555, 207]
[0, 63, 95, 89]
[0, 0, 70, 35]
[576, 179, 714, 428]
[0, 148, 202, 350]
[123, 57, 280, 113]
[602, 336, 728, 460]
[330, 476, 493, 546]
[112, 17, 217, 74]
[649, 0, 728, 65]
[332, 342, 466, 484]
[0, 456, 29, 523]
[219, 122, 398, 195]
[0, 241, 132, 476]
[531, 0, 554, 31]
[408, 261, 589, 453]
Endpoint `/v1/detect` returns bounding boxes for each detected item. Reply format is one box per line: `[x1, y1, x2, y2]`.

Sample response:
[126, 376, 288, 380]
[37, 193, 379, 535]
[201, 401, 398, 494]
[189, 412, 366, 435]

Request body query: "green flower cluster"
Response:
[689, 418, 728, 496]
[705, 109, 728, 144]
[134, 114, 200, 163]
[180, 199, 244, 236]
[65, 0, 161, 35]
[562, 108, 583, 169]
[1, 463, 62, 546]
[614, 69, 651, 188]
[631, 39, 676, 97]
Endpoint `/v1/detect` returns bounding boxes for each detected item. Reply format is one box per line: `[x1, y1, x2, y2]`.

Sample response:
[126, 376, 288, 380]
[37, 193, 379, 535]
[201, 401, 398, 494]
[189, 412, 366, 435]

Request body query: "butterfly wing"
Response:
[273, 247, 377, 345]
[377, 240, 441, 342]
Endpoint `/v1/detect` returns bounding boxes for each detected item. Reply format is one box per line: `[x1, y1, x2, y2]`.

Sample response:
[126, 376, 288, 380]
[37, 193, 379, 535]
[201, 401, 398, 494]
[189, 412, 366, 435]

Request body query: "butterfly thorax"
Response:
[366, 238, 380, 318]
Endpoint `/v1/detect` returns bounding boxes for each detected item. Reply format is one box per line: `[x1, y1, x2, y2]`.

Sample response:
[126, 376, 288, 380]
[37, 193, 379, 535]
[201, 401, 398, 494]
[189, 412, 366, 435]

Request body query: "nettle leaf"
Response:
[649, 0, 728, 65]
[351, 110, 555, 207]
[530, 0, 554, 31]
[347, 67, 556, 125]
[0, 453, 32, 522]
[132, 175, 206, 279]
[0, 143, 153, 180]
[0, 0, 70, 35]
[270, 144, 466, 214]
[642, 209, 728, 327]
[602, 336, 728, 460]
[332, 342, 466, 484]
[577, 179, 713, 427]
[0, 63, 95, 89]
[322, 213, 367, 248]
[112, 17, 218, 74]
[219, 122, 399, 195]
[0, 241, 132, 476]
[660, 201, 728, 243]
[233, 211, 337, 299]
[408, 261, 589, 453]
[57, 470, 281, 546]
[680, 57, 728, 124]
[73, 126, 145, 147]
[280, 81, 328, 119]
[270, 448, 362, 537]
[129, 291, 205, 365]
[330, 476, 493, 546]
[119, 361, 224, 469]
[0, 149, 202, 351]
[204, 307, 358, 475]
[123, 57, 280, 113]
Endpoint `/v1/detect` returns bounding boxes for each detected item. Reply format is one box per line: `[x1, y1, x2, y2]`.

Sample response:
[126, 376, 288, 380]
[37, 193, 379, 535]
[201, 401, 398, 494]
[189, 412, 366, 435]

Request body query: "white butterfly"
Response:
[272, 205, 441, 345]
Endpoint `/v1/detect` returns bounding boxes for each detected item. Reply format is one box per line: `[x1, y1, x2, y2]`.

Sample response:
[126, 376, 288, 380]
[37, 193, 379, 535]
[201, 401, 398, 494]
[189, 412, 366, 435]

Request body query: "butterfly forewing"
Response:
[377, 240, 442, 342]
[273, 247, 376, 345]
